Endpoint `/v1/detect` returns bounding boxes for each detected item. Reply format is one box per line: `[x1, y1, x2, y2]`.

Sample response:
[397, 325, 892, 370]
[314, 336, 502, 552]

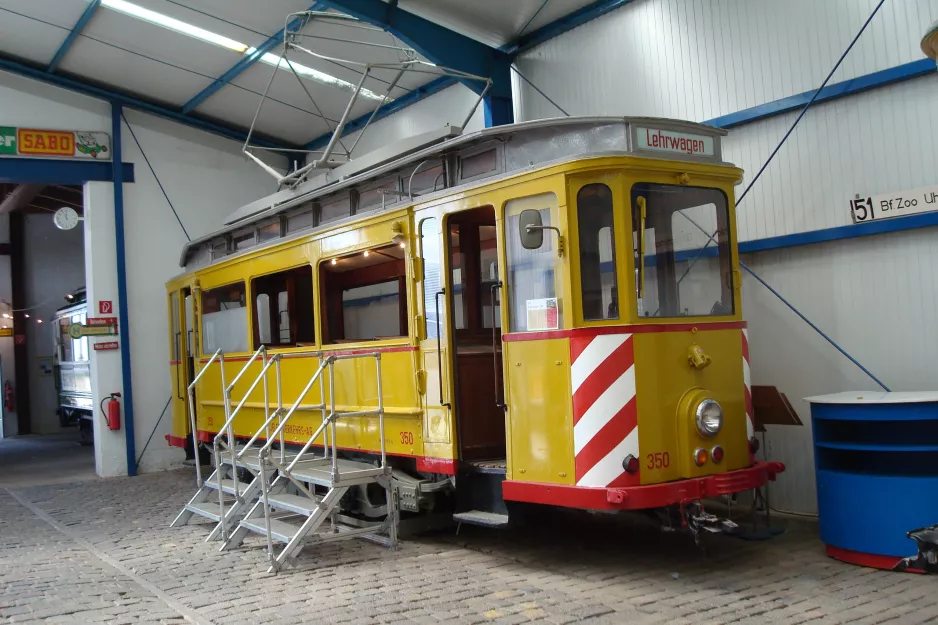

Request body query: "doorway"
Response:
[445, 206, 506, 463]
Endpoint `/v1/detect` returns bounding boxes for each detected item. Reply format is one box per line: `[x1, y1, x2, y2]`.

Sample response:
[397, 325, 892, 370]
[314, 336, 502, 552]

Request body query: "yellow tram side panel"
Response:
[188, 210, 425, 460]
[503, 338, 574, 484]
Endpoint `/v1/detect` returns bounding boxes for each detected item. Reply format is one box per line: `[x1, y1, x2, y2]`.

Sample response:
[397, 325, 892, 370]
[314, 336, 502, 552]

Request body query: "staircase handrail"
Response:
[186, 348, 223, 487]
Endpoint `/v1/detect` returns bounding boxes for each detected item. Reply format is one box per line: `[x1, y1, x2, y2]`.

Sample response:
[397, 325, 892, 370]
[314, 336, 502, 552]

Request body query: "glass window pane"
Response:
[450, 225, 468, 330]
[420, 218, 442, 340]
[320, 195, 351, 223]
[631, 183, 733, 318]
[287, 209, 313, 233]
[358, 178, 399, 212]
[256, 294, 271, 344]
[233, 230, 254, 251]
[408, 163, 445, 196]
[170, 292, 180, 361]
[201, 283, 248, 354]
[479, 225, 500, 329]
[258, 220, 280, 243]
[506, 193, 561, 332]
[342, 281, 401, 340]
[460, 149, 496, 180]
[577, 184, 618, 321]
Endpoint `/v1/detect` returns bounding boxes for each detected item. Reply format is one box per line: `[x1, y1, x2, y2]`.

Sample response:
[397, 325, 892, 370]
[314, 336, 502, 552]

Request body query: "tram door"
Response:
[169, 286, 197, 457]
[443, 206, 506, 462]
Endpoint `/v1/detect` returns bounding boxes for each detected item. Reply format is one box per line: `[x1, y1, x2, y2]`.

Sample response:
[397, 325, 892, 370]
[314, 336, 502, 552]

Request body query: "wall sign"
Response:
[0, 127, 111, 161]
[94, 341, 120, 351]
[636, 127, 715, 157]
[99, 300, 113, 314]
[68, 317, 118, 338]
[0, 328, 12, 338]
[850, 185, 938, 223]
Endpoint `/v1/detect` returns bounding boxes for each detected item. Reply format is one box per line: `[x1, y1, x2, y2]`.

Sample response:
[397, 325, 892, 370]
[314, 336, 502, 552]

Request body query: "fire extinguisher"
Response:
[4, 380, 14, 413]
[101, 392, 121, 431]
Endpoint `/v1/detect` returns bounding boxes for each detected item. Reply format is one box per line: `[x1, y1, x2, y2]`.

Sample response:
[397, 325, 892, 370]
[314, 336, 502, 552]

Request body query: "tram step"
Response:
[266, 493, 323, 516]
[204, 478, 251, 497]
[184, 501, 228, 522]
[453, 510, 510, 528]
[239, 517, 303, 544]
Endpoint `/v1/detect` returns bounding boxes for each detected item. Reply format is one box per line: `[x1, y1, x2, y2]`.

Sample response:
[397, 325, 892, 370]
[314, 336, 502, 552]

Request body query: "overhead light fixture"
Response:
[101, 0, 248, 52]
[24, 314, 29, 318]
[99, 0, 386, 101]
[363, 250, 370, 257]
[330, 258, 337, 265]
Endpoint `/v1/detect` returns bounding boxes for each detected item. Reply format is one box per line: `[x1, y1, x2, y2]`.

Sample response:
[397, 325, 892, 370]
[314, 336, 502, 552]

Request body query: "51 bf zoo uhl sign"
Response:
[850, 185, 938, 223]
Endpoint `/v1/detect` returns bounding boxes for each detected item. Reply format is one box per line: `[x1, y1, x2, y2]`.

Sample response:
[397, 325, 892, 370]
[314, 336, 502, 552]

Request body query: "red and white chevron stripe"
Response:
[570, 333, 639, 487]
[742, 329, 755, 445]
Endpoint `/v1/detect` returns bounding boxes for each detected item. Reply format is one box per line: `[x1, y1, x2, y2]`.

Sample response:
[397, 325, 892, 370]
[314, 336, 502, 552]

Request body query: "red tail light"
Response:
[622, 454, 639, 474]
[711, 445, 724, 463]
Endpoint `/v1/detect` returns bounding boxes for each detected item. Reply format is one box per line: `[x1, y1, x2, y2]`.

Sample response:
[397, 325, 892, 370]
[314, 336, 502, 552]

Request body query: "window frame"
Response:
[574, 182, 621, 324]
[250, 264, 316, 350]
[199, 280, 249, 356]
[457, 141, 504, 185]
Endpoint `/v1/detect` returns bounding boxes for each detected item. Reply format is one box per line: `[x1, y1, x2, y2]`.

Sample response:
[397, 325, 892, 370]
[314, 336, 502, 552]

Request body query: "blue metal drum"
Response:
[806, 392, 938, 570]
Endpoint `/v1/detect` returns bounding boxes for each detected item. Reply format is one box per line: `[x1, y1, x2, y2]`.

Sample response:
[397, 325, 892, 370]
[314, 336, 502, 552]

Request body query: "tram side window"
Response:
[506, 193, 562, 332]
[201, 282, 249, 354]
[577, 184, 618, 320]
[320, 244, 408, 343]
[252, 266, 315, 348]
[420, 218, 442, 340]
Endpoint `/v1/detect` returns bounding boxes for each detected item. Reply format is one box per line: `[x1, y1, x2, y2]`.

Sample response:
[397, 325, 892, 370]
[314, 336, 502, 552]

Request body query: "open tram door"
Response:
[167, 278, 203, 462]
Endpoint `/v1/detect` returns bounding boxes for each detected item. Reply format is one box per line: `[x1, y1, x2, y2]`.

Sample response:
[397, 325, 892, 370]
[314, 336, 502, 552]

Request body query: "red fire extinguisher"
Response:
[101, 392, 121, 431]
[4, 380, 14, 413]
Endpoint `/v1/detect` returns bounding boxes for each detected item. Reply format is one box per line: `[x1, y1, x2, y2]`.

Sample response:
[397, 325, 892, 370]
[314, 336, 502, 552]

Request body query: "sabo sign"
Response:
[0, 126, 111, 160]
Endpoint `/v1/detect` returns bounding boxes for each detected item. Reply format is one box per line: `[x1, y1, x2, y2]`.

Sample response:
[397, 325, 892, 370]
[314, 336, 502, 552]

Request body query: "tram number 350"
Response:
[400, 431, 414, 445]
[646, 452, 670, 469]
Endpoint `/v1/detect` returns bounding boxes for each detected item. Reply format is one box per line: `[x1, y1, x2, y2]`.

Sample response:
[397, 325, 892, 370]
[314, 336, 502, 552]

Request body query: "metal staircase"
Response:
[171, 347, 397, 572]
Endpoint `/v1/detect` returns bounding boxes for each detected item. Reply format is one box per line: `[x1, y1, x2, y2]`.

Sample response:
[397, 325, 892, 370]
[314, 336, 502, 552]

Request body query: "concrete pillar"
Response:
[83, 181, 126, 476]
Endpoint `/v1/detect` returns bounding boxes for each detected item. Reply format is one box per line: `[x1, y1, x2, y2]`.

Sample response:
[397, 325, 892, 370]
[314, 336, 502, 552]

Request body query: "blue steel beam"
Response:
[48, 0, 102, 73]
[182, 3, 325, 114]
[317, 0, 513, 125]
[503, 0, 637, 58]
[0, 56, 292, 149]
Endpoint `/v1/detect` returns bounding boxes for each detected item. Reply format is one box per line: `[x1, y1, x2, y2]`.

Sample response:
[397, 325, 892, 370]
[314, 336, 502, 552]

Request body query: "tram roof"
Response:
[180, 116, 729, 268]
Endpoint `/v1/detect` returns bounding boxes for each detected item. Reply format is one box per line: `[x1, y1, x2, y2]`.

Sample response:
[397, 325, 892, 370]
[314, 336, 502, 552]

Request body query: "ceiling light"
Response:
[399, 242, 406, 249]
[363, 250, 370, 257]
[37, 319, 43, 324]
[254, 51, 387, 102]
[330, 258, 337, 265]
[24, 314, 29, 318]
[101, 0, 248, 52]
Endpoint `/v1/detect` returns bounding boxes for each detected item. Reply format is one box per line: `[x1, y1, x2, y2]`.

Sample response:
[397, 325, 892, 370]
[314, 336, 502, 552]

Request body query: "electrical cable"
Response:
[510, 66, 570, 117]
[518, 0, 550, 38]
[135, 395, 172, 470]
[120, 113, 191, 242]
[735, 0, 887, 207]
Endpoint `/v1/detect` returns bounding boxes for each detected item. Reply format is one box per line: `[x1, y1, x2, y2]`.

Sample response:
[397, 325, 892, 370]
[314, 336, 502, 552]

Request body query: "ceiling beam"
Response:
[48, 0, 102, 73]
[317, 0, 513, 125]
[0, 184, 44, 214]
[0, 55, 294, 150]
[503, 0, 637, 58]
[182, 2, 326, 114]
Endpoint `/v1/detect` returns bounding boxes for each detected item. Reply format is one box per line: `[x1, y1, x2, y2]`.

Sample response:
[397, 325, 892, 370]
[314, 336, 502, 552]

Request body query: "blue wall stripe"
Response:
[706, 59, 936, 129]
[111, 103, 137, 477]
[0, 158, 134, 185]
[48, 0, 101, 73]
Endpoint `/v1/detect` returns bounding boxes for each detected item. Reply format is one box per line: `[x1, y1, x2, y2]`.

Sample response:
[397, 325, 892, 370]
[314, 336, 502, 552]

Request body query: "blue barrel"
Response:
[806, 392, 938, 570]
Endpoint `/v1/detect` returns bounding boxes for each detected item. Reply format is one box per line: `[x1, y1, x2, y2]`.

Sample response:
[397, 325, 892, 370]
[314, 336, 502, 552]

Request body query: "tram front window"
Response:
[631, 183, 734, 318]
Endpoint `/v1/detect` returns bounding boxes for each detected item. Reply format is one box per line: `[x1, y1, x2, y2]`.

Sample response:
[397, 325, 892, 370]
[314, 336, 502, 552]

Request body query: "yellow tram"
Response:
[166, 117, 784, 532]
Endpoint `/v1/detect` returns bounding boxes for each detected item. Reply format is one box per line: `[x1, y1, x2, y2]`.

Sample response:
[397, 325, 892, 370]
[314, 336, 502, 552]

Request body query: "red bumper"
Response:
[503, 461, 786, 511]
[165, 433, 187, 448]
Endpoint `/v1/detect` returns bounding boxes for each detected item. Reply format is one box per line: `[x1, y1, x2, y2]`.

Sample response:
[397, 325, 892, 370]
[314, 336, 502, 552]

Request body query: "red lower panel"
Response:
[165, 434, 186, 448]
[503, 461, 785, 511]
[825, 545, 923, 573]
[416, 456, 456, 475]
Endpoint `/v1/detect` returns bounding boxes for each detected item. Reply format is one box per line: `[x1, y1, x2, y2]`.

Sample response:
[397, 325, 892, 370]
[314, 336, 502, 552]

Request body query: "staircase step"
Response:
[290, 458, 386, 487]
[239, 517, 303, 544]
[267, 493, 322, 516]
[203, 478, 251, 496]
[453, 510, 509, 528]
[184, 501, 224, 522]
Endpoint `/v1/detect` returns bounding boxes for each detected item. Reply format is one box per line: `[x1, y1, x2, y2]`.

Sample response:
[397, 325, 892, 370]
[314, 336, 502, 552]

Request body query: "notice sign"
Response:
[636, 127, 714, 157]
[94, 341, 119, 351]
[526, 298, 559, 331]
[0, 127, 110, 160]
[99, 300, 113, 315]
[851, 185, 938, 223]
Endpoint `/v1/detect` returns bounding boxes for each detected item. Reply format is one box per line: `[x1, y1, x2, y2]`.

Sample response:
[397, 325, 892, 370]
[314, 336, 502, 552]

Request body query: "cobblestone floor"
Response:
[2, 468, 936, 624]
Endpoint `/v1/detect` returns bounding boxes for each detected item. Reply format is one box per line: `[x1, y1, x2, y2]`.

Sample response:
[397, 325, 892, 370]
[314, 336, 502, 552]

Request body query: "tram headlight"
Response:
[695, 399, 723, 438]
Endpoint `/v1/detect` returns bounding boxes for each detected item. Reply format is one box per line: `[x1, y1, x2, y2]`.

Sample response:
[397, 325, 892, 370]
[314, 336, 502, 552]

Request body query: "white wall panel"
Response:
[0, 69, 283, 475]
[742, 226, 938, 514]
[341, 83, 485, 158]
[727, 74, 938, 242]
[514, 0, 938, 123]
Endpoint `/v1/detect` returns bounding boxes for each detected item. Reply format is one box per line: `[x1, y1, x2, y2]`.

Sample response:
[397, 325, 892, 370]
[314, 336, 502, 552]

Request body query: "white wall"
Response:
[513, 0, 938, 513]
[23, 214, 85, 434]
[0, 69, 284, 475]
[341, 83, 485, 157]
